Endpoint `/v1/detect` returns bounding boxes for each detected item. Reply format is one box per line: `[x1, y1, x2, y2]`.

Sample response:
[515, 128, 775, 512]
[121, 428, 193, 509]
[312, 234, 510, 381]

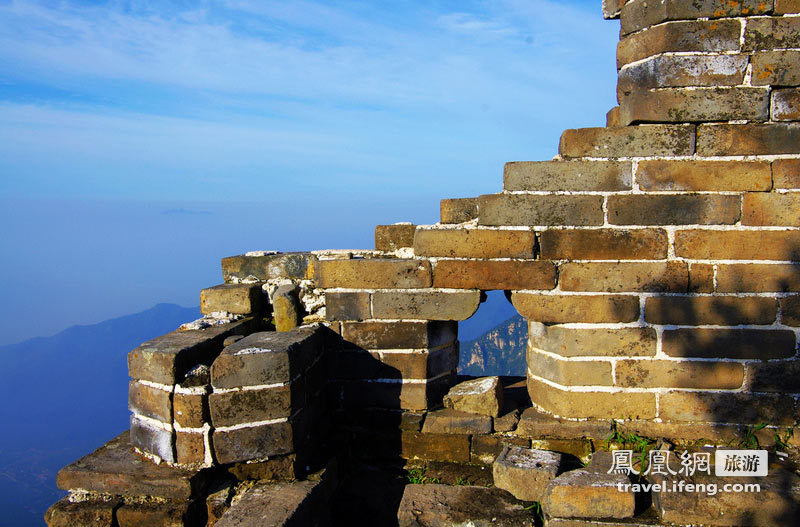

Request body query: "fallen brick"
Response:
[493, 446, 565, 502]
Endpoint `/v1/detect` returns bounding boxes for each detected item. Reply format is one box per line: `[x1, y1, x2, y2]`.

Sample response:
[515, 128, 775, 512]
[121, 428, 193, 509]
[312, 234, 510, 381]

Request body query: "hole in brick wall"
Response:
[457, 290, 526, 376]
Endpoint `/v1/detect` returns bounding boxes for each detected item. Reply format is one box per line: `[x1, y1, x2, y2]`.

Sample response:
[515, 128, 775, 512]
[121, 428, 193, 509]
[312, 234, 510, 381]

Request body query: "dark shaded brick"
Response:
[662, 328, 796, 359]
[608, 194, 740, 225]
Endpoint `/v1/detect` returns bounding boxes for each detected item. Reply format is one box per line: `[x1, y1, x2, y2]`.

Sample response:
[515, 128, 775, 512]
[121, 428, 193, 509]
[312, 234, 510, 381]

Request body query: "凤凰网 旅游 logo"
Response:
[715, 449, 768, 477]
[608, 449, 768, 477]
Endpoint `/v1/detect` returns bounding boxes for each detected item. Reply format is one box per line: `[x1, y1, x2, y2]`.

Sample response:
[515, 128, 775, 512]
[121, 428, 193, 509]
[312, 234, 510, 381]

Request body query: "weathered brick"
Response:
[173, 391, 205, 428]
[212, 417, 301, 464]
[774, 159, 800, 189]
[618, 54, 748, 97]
[440, 198, 478, 224]
[330, 345, 458, 380]
[512, 293, 640, 323]
[341, 320, 456, 349]
[676, 229, 800, 260]
[130, 414, 174, 463]
[493, 447, 564, 502]
[375, 224, 416, 252]
[421, 408, 492, 434]
[603, 0, 628, 18]
[776, 0, 800, 13]
[201, 284, 264, 316]
[117, 501, 197, 527]
[698, 123, 800, 156]
[471, 435, 530, 464]
[503, 160, 632, 192]
[617, 19, 742, 68]
[645, 296, 779, 325]
[315, 258, 431, 289]
[338, 376, 453, 411]
[401, 432, 471, 462]
[716, 263, 800, 292]
[526, 376, 656, 420]
[529, 323, 657, 357]
[745, 16, 800, 50]
[432, 259, 556, 290]
[753, 50, 800, 86]
[371, 290, 481, 320]
[272, 284, 302, 332]
[175, 430, 205, 465]
[743, 193, 800, 227]
[478, 194, 604, 227]
[637, 160, 772, 191]
[659, 391, 796, 425]
[212, 480, 324, 527]
[560, 124, 695, 158]
[621, 0, 771, 35]
[226, 453, 298, 481]
[221, 252, 313, 283]
[209, 385, 295, 427]
[527, 347, 613, 386]
[619, 87, 770, 125]
[325, 291, 371, 321]
[539, 228, 668, 260]
[559, 262, 688, 292]
[749, 360, 800, 392]
[662, 328, 796, 359]
[129, 380, 172, 423]
[616, 359, 744, 389]
[689, 263, 715, 293]
[782, 295, 800, 326]
[414, 228, 535, 258]
[515, 407, 612, 440]
[773, 88, 800, 121]
[45, 497, 118, 527]
[608, 194, 740, 225]
[443, 376, 504, 417]
[606, 106, 621, 127]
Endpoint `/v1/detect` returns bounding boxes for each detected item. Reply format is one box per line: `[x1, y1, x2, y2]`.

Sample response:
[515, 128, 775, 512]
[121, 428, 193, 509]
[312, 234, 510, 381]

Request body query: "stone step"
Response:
[214, 480, 328, 527]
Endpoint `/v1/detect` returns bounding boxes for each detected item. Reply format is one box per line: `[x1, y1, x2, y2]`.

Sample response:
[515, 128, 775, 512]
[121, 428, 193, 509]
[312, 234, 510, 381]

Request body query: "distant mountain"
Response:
[458, 314, 527, 376]
[0, 303, 199, 527]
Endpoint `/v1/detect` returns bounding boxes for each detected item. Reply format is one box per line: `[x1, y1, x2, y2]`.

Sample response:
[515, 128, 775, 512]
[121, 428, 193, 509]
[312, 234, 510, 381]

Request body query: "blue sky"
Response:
[0, 0, 619, 345]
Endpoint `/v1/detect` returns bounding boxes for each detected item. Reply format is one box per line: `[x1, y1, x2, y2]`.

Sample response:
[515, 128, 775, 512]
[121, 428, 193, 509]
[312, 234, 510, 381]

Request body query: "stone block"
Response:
[503, 160, 632, 191]
[337, 375, 454, 411]
[560, 125, 695, 158]
[471, 434, 530, 464]
[745, 15, 800, 50]
[494, 409, 521, 433]
[515, 407, 612, 440]
[221, 252, 313, 283]
[542, 463, 635, 520]
[637, 160, 772, 191]
[421, 408, 493, 434]
[742, 193, 800, 227]
[748, 360, 800, 392]
[697, 123, 800, 156]
[645, 296, 779, 325]
[559, 262, 688, 293]
[128, 318, 255, 385]
[175, 430, 205, 465]
[227, 453, 299, 481]
[659, 391, 796, 424]
[606, 106, 621, 127]
[527, 376, 656, 420]
[209, 385, 296, 427]
[201, 284, 264, 316]
[603, 0, 627, 18]
[211, 327, 323, 389]
[433, 259, 556, 290]
[773, 88, 800, 121]
[478, 194, 604, 227]
[56, 431, 204, 499]
[116, 500, 199, 527]
[716, 263, 800, 292]
[401, 432, 471, 463]
[45, 497, 118, 527]
[620, 87, 769, 125]
[443, 376, 503, 417]
[511, 293, 640, 324]
[214, 480, 326, 527]
[330, 345, 458, 381]
[315, 258, 432, 289]
[774, 159, 800, 189]
[493, 446, 565, 502]
[130, 414, 174, 462]
[608, 194, 740, 226]
[212, 415, 304, 464]
[782, 295, 800, 326]
[527, 348, 614, 386]
[206, 484, 233, 526]
[621, 0, 770, 35]
[689, 263, 715, 293]
[776, 0, 800, 12]
[615, 359, 744, 389]
[272, 283, 303, 332]
[128, 380, 172, 423]
[539, 228, 667, 260]
[617, 19, 741, 68]
[415, 228, 536, 258]
[375, 224, 416, 252]
[397, 484, 535, 527]
[529, 323, 657, 357]
[529, 439, 593, 465]
[618, 54, 748, 96]
[441, 198, 479, 224]
[341, 320, 457, 350]
[371, 290, 481, 321]
[325, 291, 371, 321]
[662, 328, 796, 359]
[173, 391, 206, 428]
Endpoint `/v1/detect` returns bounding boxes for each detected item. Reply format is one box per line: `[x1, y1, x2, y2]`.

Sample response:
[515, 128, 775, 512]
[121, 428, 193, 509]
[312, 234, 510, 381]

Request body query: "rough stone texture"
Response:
[515, 407, 612, 440]
[173, 391, 205, 428]
[130, 414, 175, 463]
[397, 484, 536, 527]
[773, 88, 800, 121]
[645, 296, 779, 325]
[175, 430, 205, 465]
[371, 290, 481, 321]
[618, 54, 748, 95]
[527, 376, 656, 420]
[315, 258, 432, 289]
[221, 252, 313, 283]
[212, 417, 300, 464]
[375, 224, 417, 252]
[615, 359, 744, 389]
[440, 198, 479, 224]
[558, 262, 688, 293]
[742, 193, 800, 227]
[206, 484, 233, 526]
[478, 194, 604, 227]
[45, 497, 118, 527]
[776, 0, 800, 12]
[128, 380, 172, 423]
[662, 328, 796, 359]
[341, 320, 456, 350]
[619, 87, 770, 125]
[527, 347, 613, 386]
[432, 259, 556, 290]
[272, 283, 304, 332]
[214, 480, 327, 527]
[116, 500, 198, 527]
[621, 0, 770, 35]
[745, 15, 800, 50]
[715, 263, 800, 292]
[512, 293, 640, 324]
[470, 434, 530, 464]
[227, 453, 299, 481]
[748, 360, 800, 392]
[503, 160, 632, 191]
[442, 376, 504, 417]
[774, 159, 800, 189]
[697, 123, 800, 156]
[529, 323, 657, 358]
[415, 228, 536, 259]
[401, 432, 471, 463]
[56, 432, 204, 499]
[677, 227, 800, 259]
[783, 296, 800, 326]
[637, 160, 772, 191]
[539, 228, 667, 260]
[607, 194, 740, 225]
[659, 391, 797, 424]
[494, 410, 521, 434]
[209, 385, 295, 426]
[543, 457, 635, 520]
[421, 409, 493, 434]
[606, 106, 621, 127]
[201, 284, 264, 315]
[493, 446, 565, 502]
[330, 346, 458, 381]
[325, 291, 370, 321]
[603, 0, 627, 18]
[689, 263, 715, 293]
[559, 124, 695, 158]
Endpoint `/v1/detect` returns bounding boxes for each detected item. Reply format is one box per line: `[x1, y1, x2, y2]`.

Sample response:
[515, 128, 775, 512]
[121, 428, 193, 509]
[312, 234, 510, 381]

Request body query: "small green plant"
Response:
[406, 466, 441, 485]
[604, 423, 655, 471]
[774, 427, 794, 451]
[455, 476, 471, 486]
[524, 502, 544, 524]
[741, 423, 767, 449]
